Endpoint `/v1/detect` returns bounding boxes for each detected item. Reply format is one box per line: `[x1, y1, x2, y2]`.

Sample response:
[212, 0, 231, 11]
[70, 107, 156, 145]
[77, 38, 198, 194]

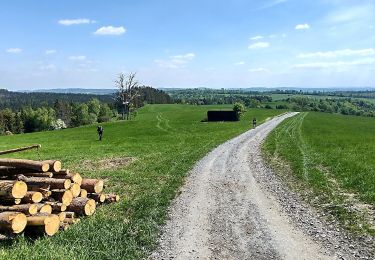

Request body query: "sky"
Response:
[1, 0, 375, 90]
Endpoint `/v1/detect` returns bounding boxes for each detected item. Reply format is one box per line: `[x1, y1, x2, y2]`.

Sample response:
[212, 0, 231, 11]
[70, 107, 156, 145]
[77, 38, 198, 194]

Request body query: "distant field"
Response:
[263, 112, 375, 235]
[270, 93, 375, 104]
[0, 104, 283, 259]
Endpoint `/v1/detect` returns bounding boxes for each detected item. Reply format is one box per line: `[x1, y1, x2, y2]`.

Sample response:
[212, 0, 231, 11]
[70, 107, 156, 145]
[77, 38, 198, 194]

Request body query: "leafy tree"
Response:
[87, 98, 101, 116]
[233, 102, 245, 119]
[98, 103, 112, 122]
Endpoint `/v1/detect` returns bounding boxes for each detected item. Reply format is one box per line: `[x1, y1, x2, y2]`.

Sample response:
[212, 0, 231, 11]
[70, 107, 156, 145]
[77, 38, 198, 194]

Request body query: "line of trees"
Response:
[0, 98, 117, 135]
[285, 97, 375, 117]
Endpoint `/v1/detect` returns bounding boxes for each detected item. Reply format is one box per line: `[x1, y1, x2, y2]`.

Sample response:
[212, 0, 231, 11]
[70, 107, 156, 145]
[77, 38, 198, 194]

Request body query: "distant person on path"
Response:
[97, 125, 104, 141]
[252, 118, 257, 128]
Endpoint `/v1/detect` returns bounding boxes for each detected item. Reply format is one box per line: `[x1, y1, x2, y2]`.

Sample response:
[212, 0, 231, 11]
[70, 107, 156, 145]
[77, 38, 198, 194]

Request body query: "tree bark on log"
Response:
[67, 198, 96, 216]
[0, 180, 27, 199]
[81, 179, 104, 193]
[26, 213, 60, 236]
[0, 144, 41, 156]
[45, 202, 67, 212]
[0, 204, 38, 215]
[53, 172, 82, 185]
[0, 167, 53, 178]
[50, 190, 73, 206]
[88, 193, 105, 203]
[105, 194, 120, 203]
[0, 159, 49, 172]
[17, 175, 71, 190]
[0, 211, 27, 234]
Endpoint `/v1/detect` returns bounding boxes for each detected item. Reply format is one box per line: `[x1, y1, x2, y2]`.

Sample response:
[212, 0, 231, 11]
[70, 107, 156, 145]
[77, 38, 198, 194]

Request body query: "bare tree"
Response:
[115, 72, 139, 120]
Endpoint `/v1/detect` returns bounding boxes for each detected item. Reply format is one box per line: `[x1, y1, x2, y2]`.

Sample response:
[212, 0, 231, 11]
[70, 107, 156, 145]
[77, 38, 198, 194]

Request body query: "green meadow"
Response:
[0, 104, 282, 259]
[263, 112, 375, 235]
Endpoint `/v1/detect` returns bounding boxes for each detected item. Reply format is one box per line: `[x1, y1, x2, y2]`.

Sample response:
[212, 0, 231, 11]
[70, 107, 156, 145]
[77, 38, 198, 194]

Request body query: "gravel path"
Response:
[150, 113, 366, 260]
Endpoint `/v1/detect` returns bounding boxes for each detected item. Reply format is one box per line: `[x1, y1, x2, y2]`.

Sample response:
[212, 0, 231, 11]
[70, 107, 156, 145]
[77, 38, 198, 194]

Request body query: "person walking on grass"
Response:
[97, 125, 104, 141]
[252, 118, 257, 128]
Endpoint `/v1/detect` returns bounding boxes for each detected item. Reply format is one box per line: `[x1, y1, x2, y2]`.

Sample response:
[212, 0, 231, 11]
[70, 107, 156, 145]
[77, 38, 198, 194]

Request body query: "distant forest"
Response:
[0, 86, 171, 135]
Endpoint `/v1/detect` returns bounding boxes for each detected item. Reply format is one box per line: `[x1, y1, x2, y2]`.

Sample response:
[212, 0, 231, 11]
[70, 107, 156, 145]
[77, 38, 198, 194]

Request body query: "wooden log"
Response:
[0, 211, 27, 234]
[18, 175, 71, 190]
[81, 179, 104, 193]
[69, 183, 81, 198]
[58, 169, 69, 175]
[43, 160, 61, 173]
[0, 204, 38, 215]
[21, 191, 43, 203]
[0, 180, 27, 199]
[26, 213, 60, 236]
[27, 183, 50, 192]
[105, 194, 120, 203]
[58, 212, 66, 222]
[67, 198, 96, 216]
[45, 202, 67, 212]
[88, 193, 105, 203]
[0, 144, 41, 156]
[80, 189, 87, 198]
[0, 167, 53, 178]
[40, 204, 52, 214]
[50, 190, 73, 206]
[53, 172, 82, 185]
[0, 158, 49, 172]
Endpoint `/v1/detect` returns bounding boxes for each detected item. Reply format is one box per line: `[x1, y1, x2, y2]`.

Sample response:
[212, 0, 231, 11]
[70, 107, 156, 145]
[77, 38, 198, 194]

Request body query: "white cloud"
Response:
[235, 61, 246, 66]
[69, 55, 86, 61]
[249, 68, 269, 72]
[94, 26, 126, 36]
[326, 5, 375, 24]
[259, 0, 288, 10]
[39, 64, 56, 71]
[293, 58, 375, 69]
[250, 35, 264, 40]
[248, 42, 270, 49]
[58, 18, 95, 26]
[298, 48, 375, 59]
[6, 48, 22, 54]
[295, 23, 310, 30]
[45, 49, 57, 55]
[155, 52, 195, 69]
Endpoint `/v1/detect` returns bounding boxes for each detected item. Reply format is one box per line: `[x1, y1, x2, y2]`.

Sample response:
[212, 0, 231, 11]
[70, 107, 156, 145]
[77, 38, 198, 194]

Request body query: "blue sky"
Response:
[1, 0, 375, 90]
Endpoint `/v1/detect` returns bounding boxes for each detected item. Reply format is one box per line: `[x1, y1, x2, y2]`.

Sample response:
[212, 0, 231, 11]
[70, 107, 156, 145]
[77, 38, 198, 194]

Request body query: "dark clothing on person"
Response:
[97, 126, 103, 141]
[252, 118, 257, 128]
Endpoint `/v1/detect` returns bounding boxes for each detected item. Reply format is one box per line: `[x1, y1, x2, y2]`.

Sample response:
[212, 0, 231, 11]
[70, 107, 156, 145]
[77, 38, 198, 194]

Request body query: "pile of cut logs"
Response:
[0, 158, 119, 238]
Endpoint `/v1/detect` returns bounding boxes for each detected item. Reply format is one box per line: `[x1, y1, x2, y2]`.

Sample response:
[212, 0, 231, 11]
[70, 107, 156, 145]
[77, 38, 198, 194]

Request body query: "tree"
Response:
[233, 102, 245, 120]
[98, 103, 112, 122]
[115, 72, 139, 120]
[87, 98, 101, 116]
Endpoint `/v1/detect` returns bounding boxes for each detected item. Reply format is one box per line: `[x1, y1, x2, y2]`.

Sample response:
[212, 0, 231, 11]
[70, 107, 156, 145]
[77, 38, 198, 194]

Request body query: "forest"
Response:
[0, 86, 171, 135]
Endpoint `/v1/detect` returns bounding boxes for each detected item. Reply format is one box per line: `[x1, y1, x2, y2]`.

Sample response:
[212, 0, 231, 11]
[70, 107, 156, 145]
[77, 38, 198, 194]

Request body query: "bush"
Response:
[233, 102, 245, 119]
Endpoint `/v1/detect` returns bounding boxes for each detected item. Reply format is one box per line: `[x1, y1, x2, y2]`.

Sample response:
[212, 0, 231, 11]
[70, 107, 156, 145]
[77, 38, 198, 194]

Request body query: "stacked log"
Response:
[0, 156, 119, 238]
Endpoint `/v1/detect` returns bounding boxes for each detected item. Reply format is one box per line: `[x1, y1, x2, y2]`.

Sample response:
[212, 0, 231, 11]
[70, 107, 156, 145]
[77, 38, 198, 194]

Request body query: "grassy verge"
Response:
[0, 104, 283, 259]
[263, 112, 375, 236]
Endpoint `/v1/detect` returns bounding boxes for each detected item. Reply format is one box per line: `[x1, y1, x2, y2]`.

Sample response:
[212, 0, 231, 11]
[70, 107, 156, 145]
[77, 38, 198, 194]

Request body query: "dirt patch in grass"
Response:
[78, 157, 135, 172]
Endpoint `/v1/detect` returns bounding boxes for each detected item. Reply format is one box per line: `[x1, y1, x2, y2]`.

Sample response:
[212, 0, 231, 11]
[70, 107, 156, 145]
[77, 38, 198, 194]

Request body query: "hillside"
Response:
[263, 112, 375, 236]
[0, 104, 283, 259]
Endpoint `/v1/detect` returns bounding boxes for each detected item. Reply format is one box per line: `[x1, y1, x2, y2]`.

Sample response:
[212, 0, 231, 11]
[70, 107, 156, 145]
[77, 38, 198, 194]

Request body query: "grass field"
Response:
[263, 112, 375, 235]
[0, 104, 283, 259]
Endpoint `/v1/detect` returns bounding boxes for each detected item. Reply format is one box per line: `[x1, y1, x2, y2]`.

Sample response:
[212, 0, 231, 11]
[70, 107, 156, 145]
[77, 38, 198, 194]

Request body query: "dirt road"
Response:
[151, 113, 339, 260]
